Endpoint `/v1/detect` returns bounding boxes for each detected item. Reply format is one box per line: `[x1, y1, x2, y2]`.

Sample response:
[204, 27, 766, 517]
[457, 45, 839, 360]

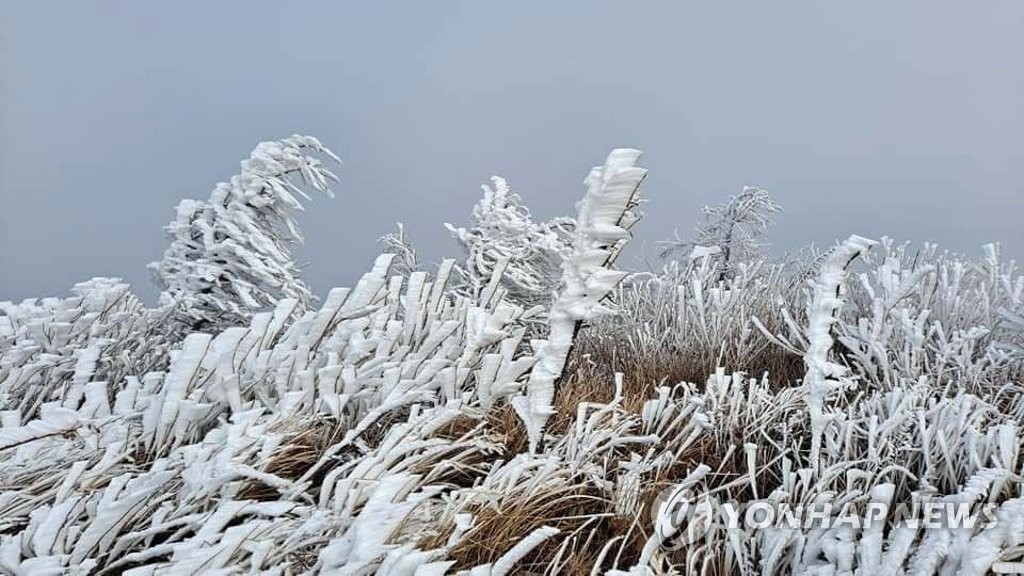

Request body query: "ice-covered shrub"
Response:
[577, 254, 803, 393]
[0, 278, 173, 425]
[378, 222, 419, 277]
[446, 176, 576, 308]
[0, 252, 541, 572]
[838, 239, 1024, 399]
[661, 186, 781, 280]
[150, 135, 340, 332]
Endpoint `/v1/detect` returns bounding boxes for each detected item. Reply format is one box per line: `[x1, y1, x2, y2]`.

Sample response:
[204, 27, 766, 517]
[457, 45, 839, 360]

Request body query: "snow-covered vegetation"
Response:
[150, 135, 340, 332]
[1, 136, 1022, 575]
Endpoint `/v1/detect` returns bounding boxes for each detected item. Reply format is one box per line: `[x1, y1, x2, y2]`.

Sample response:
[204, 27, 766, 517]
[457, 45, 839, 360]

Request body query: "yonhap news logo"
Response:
[652, 486, 1000, 550]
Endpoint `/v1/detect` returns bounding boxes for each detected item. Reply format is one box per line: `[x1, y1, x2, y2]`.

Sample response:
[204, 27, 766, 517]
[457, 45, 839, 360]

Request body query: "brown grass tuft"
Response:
[238, 417, 345, 501]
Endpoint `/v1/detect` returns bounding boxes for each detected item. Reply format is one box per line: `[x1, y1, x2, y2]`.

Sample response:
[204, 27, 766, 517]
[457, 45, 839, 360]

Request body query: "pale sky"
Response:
[2, 1, 1022, 302]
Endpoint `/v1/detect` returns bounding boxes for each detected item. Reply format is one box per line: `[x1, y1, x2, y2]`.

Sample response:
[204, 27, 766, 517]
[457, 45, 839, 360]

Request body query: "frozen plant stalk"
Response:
[804, 234, 875, 473]
[513, 149, 646, 452]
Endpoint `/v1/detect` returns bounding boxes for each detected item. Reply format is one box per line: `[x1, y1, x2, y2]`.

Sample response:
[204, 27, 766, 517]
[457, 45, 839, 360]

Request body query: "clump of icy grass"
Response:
[1, 138, 1022, 575]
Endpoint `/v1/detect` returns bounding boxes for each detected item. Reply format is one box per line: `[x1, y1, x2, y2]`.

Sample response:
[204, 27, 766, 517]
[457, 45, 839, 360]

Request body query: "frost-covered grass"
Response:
[1, 137, 1022, 575]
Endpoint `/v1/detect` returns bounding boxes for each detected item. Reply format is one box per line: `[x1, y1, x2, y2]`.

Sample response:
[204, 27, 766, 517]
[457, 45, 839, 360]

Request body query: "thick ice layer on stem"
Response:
[513, 148, 646, 452]
[0, 407, 80, 451]
[804, 234, 876, 473]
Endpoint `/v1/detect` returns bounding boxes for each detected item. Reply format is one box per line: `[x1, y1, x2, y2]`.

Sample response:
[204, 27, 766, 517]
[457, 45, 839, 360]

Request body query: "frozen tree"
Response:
[150, 135, 339, 331]
[662, 186, 780, 279]
[446, 176, 575, 307]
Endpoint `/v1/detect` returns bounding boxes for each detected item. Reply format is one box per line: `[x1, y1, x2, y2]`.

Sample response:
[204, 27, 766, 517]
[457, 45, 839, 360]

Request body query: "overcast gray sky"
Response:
[2, 1, 1022, 303]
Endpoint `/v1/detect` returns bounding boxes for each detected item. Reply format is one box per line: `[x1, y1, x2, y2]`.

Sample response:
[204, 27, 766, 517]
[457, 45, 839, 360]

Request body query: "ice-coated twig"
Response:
[803, 234, 875, 473]
[512, 148, 646, 452]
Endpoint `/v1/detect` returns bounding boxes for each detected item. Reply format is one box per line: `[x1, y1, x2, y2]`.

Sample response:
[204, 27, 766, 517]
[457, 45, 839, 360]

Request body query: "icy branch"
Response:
[513, 148, 646, 452]
[803, 234, 875, 473]
[150, 135, 339, 331]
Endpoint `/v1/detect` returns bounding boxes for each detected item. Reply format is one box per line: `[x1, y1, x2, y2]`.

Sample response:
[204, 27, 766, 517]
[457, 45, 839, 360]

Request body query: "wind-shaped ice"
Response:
[150, 135, 339, 332]
[512, 148, 646, 452]
[803, 234, 876, 472]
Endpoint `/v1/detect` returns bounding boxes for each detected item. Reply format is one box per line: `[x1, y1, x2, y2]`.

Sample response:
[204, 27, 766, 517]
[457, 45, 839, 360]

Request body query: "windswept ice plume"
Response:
[1, 137, 1022, 575]
[150, 135, 340, 333]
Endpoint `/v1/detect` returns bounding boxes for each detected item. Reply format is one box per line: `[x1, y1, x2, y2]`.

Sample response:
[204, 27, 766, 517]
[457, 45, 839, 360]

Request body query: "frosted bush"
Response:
[150, 135, 340, 332]
[661, 186, 781, 280]
[446, 176, 576, 308]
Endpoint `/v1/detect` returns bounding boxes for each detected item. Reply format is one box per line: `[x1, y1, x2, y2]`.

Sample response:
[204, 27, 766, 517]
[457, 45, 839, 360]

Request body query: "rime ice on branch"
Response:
[446, 176, 575, 308]
[512, 148, 646, 452]
[803, 234, 876, 472]
[150, 135, 339, 331]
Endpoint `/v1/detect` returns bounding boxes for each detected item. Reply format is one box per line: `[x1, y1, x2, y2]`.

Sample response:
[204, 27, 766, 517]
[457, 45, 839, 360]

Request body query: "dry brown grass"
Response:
[572, 333, 806, 395]
[446, 482, 612, 574]
[238, 417, 346, 501]
[425, 424, 771, 574]
[432, 403, 530, 457]
[409, 311, 816, 574]
[487, 403, 532, 455]
[416, 355, 801, 573]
